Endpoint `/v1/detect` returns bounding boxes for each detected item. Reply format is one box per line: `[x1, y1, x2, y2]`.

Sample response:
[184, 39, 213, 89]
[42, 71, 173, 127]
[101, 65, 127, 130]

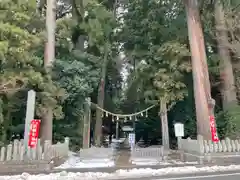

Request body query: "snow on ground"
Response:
[131, 158, 199, 165]
[55, 156, 114, 169]
[111, 138, 125, 143]
[131, 158, 172, 165]
[3, 165, 240, 180]
[170, 160, 199, 165]
[55, 152, 114, 169]
[58, 151, 198, 168]
[56, 158, 114, 169]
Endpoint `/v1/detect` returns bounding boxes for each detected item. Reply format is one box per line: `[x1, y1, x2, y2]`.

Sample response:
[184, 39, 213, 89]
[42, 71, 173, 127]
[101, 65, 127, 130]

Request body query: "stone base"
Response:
[0, 160, 53, 174]
[181, 151, 240, 165]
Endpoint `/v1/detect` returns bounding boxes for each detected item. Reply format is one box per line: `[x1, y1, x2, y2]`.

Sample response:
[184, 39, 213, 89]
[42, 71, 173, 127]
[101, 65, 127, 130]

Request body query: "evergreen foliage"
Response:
[0, 0, 240, 148]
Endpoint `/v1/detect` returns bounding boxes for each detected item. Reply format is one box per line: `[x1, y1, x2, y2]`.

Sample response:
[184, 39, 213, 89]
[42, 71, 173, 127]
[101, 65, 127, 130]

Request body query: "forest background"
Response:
[1, 0, 240, 150]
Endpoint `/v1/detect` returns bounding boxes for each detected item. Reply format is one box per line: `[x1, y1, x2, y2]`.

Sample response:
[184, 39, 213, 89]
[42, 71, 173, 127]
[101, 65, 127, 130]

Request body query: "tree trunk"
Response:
[72, 0, 85, 51]
[235, 65, 240, 102]
[41, 0, 56, 143]
[1, 111, 10, 144]
[82, 98, 91, 148]
[160, 98, 169, 149]
[1, 107, 11, 143]
[40, 109, 53, 143]
[193, 0, 217, 135]
[72, 0, 88, 146]
[184, 0, 212, 139]
[94, 43, 109, 146]
[214, 1, 238, 110]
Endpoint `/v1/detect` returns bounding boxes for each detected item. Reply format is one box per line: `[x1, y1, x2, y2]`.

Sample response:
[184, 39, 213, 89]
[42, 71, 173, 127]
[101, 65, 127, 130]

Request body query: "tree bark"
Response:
[193, 0, 217, 131]
[160, 98, 169, 149]
[94, 43, 109, 146]
[214, 0, 238, 110]
[40, 109, 53, 143]
[184, 0, 212, 139]
[93, 0, 118, 146]
[41, 0, 56, 143]
[72, 0, 85, 51]
[235, 66, 240, 102]
[1, 110, 10, 144]
[82, 98, 91, 148]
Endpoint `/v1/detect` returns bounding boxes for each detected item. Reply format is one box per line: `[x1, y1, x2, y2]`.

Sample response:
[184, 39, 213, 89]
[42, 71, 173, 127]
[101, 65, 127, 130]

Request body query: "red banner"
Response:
[209, 115, 219, 142]
[28, 119, 41, 148]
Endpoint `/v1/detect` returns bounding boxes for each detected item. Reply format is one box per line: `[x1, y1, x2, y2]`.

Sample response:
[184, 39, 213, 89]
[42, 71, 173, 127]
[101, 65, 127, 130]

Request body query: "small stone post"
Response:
[6, 144, 12, 161]
[0, 147, 6, 161]
[64, 137, 70, 156]
[12, 139, 19, 160]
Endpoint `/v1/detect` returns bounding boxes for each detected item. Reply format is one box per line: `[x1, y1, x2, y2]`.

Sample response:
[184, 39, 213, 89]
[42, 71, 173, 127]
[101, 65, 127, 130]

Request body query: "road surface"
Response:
[152, 172, 240, 179]
[121, 171, 240, 180]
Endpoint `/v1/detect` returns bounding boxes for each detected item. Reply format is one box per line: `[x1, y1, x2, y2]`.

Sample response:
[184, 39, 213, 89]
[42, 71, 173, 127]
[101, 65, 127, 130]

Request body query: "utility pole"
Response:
[41, 0, 56, 143]
[184, 0, 215, 139]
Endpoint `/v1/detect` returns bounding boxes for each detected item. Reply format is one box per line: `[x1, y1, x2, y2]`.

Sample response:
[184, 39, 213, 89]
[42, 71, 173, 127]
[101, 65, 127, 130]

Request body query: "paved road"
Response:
[119, 171, 240, 180]
[152, 173, 240, 180]
[152, 172, 240, 180]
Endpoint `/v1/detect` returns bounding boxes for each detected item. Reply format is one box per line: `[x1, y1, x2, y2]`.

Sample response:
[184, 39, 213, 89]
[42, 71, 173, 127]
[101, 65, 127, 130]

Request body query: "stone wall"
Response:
[0, 137, 69, 173]
[179, 135, 240, 164]
[0, 160, 52, 174]
[180, 135, 240, 154]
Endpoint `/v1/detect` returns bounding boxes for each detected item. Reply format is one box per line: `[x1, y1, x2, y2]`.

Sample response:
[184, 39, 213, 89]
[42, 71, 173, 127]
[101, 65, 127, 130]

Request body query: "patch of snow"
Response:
[171, 160, 199, 165]
[56, 161, 114, 169]
[131, 158, 172, 165]
[68, 151, 78, 156]
[55, 154, 114, 169]
[3, 165, 240, 179]
[131, 159, 198, 166]
[112, 138, 125, 143]
[185, 161, 199, 165]
[132, 161, 172, 166]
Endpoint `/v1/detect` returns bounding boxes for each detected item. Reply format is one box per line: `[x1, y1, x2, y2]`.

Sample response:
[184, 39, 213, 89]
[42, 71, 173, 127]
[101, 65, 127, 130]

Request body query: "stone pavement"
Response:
[113, 149, 240, 167]
[113, 171, 240, 180]
[115, 149, 132, 167]
[114, 149, 200, 167]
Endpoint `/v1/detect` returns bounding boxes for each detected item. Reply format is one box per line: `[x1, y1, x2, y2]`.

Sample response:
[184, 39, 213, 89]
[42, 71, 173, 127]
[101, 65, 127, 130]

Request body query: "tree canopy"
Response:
[0, 0, 240, 148]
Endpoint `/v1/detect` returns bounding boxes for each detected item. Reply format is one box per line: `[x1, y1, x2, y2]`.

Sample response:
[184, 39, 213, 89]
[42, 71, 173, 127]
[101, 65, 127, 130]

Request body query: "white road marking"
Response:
[154, 172, 240, 180]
